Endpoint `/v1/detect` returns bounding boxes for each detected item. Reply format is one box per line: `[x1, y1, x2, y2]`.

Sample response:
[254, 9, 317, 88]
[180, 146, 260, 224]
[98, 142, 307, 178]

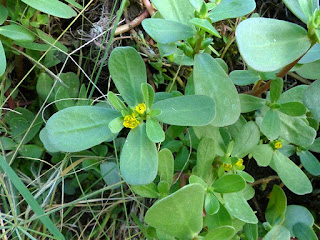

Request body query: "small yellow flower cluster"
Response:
[223, 158, 243, 171]
[274, 141, 282, 149]
[123, 113, 140, 129]
[135, 103, 146, 115]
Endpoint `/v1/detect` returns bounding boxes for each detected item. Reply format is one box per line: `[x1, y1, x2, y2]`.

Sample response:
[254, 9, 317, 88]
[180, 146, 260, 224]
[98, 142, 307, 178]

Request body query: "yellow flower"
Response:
[223, 163, 232, 171]
[235, 158, 244, 167]
[135, 103, 146, 115]
[274, 141, 282, 149]
[123, 113, 140, 129]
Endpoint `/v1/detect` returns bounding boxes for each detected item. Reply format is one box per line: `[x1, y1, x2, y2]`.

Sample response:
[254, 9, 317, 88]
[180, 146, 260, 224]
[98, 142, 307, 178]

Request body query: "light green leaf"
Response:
[299, 150, 320, 176]
[263, 225, 290, 240]
[232, 121, 260, 158]
[131, 182, 160, 198]
[0, 155, 65, 240]
[189, 175, 207, 189]
[108, 117, 124, 134]
[236, 18, 311, 72]
[278, 85, 308, 104]
[224, 192, 258, 224]
[0, 41, 6, 76]
[251, 144, 274, 167]
[299, 43, 320, 63]
[40, 106, 121, 152]
[107, 92, 127, 111]
[279, 112, 316, 147]
[0, 5, 8, 25]
[109, 47, 146, 106]
[100, 162, 121, 190]
[296, 60, 320, 79]
[266, 185, 287, 226]
[205, 203, 232, 230]
[120, 123, 158, 185]
[261, 109, 281, 140]
[142, 19, 195, 44]
[205, 192, 220, 215]
[145, 184, 204, 239]
[0, 24, 34, 42]
[297, 0, 313, 20]
[36, 29, 68, 52]
[208, 0, 256, 23]
[303, 80, 320, 121]
[142, 83, 155, 110]
[309, 137, 320, 153]
[158, 149, 174, 185]
[270, 151, 312, 195]
[283, 205, 314, 236]
[21, 0, 76, 19]
[243, 223, 258, 240]
[188, 0, 204, 10]
[194, 53, 240, 127]
[239, 94, 266, 113]
[189, 18, 221, 37]
[146, 118, 165, 143]
[237, 171, 254, 183]
[279, 102, 307, 116]
[204, 226, 235, 240]
[292, 222, 318, 240]
[212, 174, 246, 193]
[283, 0, 309, 23]
[270, 78, 283, 103]
[152, 0, 195, 25]
[152, 95, 215, 126]
[196, 137, 216, 179]
[230, 70, 260, 86]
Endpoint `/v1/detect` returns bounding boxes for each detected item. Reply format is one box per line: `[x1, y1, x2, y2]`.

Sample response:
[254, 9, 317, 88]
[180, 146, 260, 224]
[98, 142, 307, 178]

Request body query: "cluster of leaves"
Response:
[1, 0, 320, 239]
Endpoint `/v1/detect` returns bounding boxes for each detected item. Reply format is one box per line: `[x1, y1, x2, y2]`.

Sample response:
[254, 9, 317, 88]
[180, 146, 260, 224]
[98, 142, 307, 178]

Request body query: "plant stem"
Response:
[250, 175, 280, 187]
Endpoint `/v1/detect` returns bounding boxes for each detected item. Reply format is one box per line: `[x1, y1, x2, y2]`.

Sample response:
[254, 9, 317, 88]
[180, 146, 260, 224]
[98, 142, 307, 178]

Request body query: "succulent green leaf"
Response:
[146, 118, 165, 143]
[236, 18, 311, 72]
[243, 223, 258, 240]
[299, 150, 320, 176]
[279, 102, 307, 116]
[145, 184, 205, 239]
[292, 222, 318, 240]
[100, 162, 121, 190]
[120, 123, 158, 185]
[194, 53, 240, 127]
[205, 192, 220, 215]
[299, 43, 320, 63]
[204, 226, 235, 240]
[189, 18, 221, 37]
[232, 121, 260, 158]
[0, 6, 8, 25]
[196, 137, 216, 179]
[107, 92, 127, 111]
[279, 112, 316, 147]
[263, 225, 290, 240]
[109, 47, 146, 106]
[158, 149, 174, 185]
[283, 205, 314, 236]
[270, 151, 312, 195]
[224, 192, 258, 224]
[303, 80, 320, 121]
[283, 0, 309, 23]
[108, 117, 124, 134]
[239, 94, 266, 113]
[189, 175, 207, 189]
[0, 24, 34, 42]
[261, 109, 281, 140]
[309, 137, 320, 153]
[208, 0, 256, 23]
[251, 144, 274, 166]
[237, 171, 254, 183]
[142, 19, 196, 44]
[21, 0, 76, 19]
[297, 0, 314, 20]
[40, 106, 121, 152]
[270, 78, 283, 103]
[266, 185, 287, 226]
[212, 174, 246, 193]
[151, 0, 195, 25]
[131, 183, 160, 198]
[141, 83, 155, 110]
[152, 95, 215, 126]
[0, 41, 6, 76]
[296, 60, 320, 79]
[230, 70, 260, 86]
[206, 204, 232, 230]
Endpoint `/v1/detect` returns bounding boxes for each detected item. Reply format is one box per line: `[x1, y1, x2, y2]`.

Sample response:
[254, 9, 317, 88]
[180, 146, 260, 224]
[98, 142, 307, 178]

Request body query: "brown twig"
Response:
[114, 10, 149, 36]
[4, 90, 15, 110]
[142, 0, 155, 16]
[250, 175, 280, 187]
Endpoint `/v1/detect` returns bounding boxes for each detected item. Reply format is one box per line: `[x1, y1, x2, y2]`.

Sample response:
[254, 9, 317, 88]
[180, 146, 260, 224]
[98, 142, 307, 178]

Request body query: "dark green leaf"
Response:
[212, 174, 246, 193]
[270, 78, 283, 103]
[205, 203, 232, 230]
[292, 222, 318, 240]
[131, 183, 160, 198]
[0, 5, 8, 25]
[0, 41, 6, 76]
[204, 226, 235, 240]
[196, 137, 216, 179]
[309, 137, 320, 153]
[243, 223, 258, 240]
[279, 101, 307, 116]
[142, 83, 155, 110]
[266, 185, 287, 226]
[299, 150, 320, 176]
[120, 123, 158, 185]
[205, 192, 220, 215]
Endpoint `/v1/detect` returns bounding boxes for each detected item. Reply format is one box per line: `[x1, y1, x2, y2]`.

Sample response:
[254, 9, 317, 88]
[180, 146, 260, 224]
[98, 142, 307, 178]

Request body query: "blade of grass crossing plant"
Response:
[0, 41, 6, 76]
[21, 0, 76, 19]
[0, 155, 65, 239]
